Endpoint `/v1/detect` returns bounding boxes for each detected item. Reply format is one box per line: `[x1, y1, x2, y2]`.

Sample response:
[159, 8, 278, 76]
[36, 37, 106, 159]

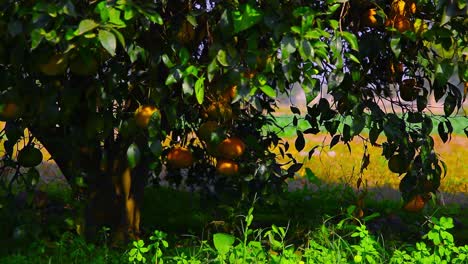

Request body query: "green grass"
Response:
[0, 185, 467, 263]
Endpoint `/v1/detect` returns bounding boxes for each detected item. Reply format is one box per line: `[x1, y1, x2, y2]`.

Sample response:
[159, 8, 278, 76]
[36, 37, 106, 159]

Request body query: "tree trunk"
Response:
[29, 126, 147, 244]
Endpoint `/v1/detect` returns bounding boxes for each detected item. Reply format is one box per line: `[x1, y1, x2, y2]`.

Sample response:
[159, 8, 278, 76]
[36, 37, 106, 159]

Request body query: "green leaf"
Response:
[260, 85, 276, 98]
[186, 15, 198, 27]
[144, 11, 163, 25]
[179, 48, 190, 65]
[280, 35, 296, 58]
[299, 39, 314, 61]
[75, 19, 99, 36]
[98, 30, 117, 56]
[295, 131, 305, 152]
[345, 53, 360, 64]
[327, 72, 344, 90]
[162, 54, 175, 68]
[302, 78, 319, 104]
[108, 8, 125, 26]
[165, 69, 182, 85]
[232, 3, 263, 33]
[110, 28, 126, 48]
[149, 140, 162, 157]
[341, 32, 358, 51]
[216, 49, 229, 67]
[444, 93, 456, 116]
[127, 143, 141, 169]
[95, 2, 109, 22]
[124, 6, 135, 20]
[213, 233, 235, 255]
[31, 28, 44, 50]
[438, 122, 448, 143]
[390, 36, 401, 58]
[195, 76, 205, 105]
[182, 76, 194, 96]
[440, 216, 454, 229]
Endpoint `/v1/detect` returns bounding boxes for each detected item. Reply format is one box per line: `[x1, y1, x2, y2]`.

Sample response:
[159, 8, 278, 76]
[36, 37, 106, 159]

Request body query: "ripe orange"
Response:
[198, 121, 220, 142]
[167, 147, 194, 169]
[403, 194, 426, 212]
[410, 2, 417, 14]
[217, 137, 245, 159]
[362, 8, 378, 27]
[216, 159, 239, 176]
[134, 105, 159, 128]
[394, 15, 411, 32]
[0, 102, 20, 121]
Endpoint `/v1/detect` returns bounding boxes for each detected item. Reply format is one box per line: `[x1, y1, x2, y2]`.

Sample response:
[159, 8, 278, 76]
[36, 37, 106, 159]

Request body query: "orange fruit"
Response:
[362, 8, 378, 27]
[39, 54, 68, 76]
[394, 15, 411, 32]
[198, 121, 220, 142]
[217, 137, 245, 159]
[216, 159, 239, 176]
[410, 2, 417, 14]
[243, 70, 256, 79]
[167, 147, 194, 169]
[354, 208, 364, 218]
[390, 62, 404, 75]
[388, 154, 410, 174]
[0, 102, 20, 121]
[403, 194, 426, 212]
[134, 105, 159, 128]
[205, 102, 233, 122]
[222, 85, 238, 102]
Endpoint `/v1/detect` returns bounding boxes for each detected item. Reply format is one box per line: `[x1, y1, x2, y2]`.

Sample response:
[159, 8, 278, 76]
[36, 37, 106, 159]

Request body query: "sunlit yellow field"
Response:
[277, 133, 467, 195]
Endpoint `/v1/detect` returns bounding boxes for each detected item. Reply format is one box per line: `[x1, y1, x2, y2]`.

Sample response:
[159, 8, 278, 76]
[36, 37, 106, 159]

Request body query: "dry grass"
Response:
[276, 133, 467, 195]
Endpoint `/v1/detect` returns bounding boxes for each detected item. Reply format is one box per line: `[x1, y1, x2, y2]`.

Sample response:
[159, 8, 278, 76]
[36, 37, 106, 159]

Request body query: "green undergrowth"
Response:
[0, 185, 467, 263]
[0, 203, 466, 263]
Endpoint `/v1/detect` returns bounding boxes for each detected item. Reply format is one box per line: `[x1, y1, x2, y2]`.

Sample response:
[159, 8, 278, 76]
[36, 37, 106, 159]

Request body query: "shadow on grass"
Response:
[141, 179, 468, 247]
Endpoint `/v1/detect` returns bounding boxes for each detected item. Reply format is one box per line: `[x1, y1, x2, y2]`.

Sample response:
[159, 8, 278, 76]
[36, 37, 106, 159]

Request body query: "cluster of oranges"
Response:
[361, 0, 420, 33]
[197, 119, 246, 175]
[385, 0, 417, 32]
[134, 85, 246, 176]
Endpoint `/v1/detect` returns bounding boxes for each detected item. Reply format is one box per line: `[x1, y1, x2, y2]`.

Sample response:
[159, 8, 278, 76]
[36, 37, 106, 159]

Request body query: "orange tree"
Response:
[0, 0, 466, 241]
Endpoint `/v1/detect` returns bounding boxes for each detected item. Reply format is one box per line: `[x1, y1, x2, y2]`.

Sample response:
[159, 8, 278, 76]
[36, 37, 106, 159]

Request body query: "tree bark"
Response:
[29, 125, 147, 244]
